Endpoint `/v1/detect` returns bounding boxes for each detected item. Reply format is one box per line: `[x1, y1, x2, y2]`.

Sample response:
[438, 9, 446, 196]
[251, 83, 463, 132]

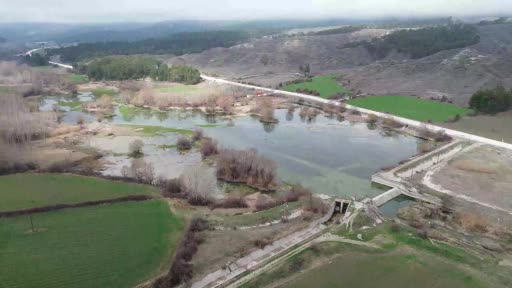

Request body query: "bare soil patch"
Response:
[430, 145, 512, 211]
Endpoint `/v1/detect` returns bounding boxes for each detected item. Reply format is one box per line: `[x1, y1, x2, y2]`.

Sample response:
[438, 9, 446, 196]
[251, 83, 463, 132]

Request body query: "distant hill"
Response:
[47, 30, 250, 62]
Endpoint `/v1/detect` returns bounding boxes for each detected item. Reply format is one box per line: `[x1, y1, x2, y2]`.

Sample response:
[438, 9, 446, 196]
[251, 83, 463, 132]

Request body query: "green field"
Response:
[282, 74, 351, 99]
[0, 200, 184, 288]
[65, 74, 89, 84]
[243, 223, 499, 288]
[0, 174, 159, 211]
[282, 250, 487, 288]
[91, 87, 117, 97]
[118, 124, 194, 137]
[347, 95, 472, 122]
[0, 86, 11, 93]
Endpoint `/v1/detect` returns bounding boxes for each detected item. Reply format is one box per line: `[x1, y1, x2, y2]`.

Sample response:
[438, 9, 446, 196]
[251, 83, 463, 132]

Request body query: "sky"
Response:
[0, 0, 511, 22]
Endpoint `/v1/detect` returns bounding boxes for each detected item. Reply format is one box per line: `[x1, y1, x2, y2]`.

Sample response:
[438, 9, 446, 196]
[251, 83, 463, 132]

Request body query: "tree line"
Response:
[350, 24, 480, 59]
[48, 30, 250, 63]
[469, 84, 512, 114]
[310, 26, 363, 36]
[82, 56, 201, 83]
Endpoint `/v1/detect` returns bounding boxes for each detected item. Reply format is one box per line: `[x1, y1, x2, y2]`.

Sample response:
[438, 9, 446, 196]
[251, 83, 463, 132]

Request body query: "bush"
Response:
[366, 114, 378, 124]
[176, 137, 192, 151]
[216, 148, 276, 190]
[121, 158, 154, 184]
[215, 196, 248, 209]
[128, 139, 144, 157]
[180, 165, 217, 206]
[192, 129, 203, 142]
[254, 237, 273, 249]
[200, 138, 218, 159]
[157, 178, 183, 197]
[382, 117, 404, 129]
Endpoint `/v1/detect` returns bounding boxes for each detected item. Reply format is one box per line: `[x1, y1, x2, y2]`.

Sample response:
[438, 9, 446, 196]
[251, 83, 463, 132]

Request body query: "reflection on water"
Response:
[379, 195, 415, 217]
[44, 93, 423, 199]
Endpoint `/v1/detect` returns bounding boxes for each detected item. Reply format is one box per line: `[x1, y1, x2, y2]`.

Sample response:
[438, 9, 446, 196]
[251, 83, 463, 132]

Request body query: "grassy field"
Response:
[347, 95, 472, 122]
[441, 110, 512, 143]
[65, 74, 89, 84]
[91, 87, 117, 97]
[282, 74, 351, 99]
[0, 200, 184, 288]
[0, 174, 159, 211]
[118, 124, 194, 137]
[0, 86, 11, 93]
[243, 223, 497, 288]
[282, 249, 487, 288]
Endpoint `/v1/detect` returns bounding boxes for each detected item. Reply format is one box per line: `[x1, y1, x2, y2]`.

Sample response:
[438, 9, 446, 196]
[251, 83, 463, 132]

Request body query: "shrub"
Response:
[128, 139, 144, 157]
[121, 158, 154, 184]
[390, 223, 401, 233]
[254, 237, 273, 248]
[157, 178, 184, 197]
[216, 148, 276, 190]
[180, 165, 216, 206]
[200, 138, 219, 159]
[215, 196, 248, 209]
[469, 84, 512, 114]
[153, 218, 208, 288]
[366, 114, 378, 124]
[192, 129, 203, 142]
[258, 98, 276, 123]
[382, 117, 404, 129]
[176, 137, 192, 151]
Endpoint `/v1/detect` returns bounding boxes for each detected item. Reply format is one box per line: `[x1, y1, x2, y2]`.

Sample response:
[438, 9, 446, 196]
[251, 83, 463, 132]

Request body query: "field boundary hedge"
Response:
[0, 194, 152, 218]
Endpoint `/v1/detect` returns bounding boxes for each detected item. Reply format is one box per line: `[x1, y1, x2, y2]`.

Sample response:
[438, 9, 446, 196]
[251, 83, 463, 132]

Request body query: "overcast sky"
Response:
[1, 0, 511, 22]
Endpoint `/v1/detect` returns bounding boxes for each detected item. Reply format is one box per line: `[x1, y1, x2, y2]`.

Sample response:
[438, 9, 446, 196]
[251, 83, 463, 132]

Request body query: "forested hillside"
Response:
[48, 31, 250, 63]
[359, 24, 480, 59]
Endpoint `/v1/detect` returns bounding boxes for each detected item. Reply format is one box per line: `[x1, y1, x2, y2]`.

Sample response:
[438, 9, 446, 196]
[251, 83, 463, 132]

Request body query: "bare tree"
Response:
[216, 148, 276, 190]
[121, 158, 154, 184]
[180, 165, 217, 205]
[216, 95, 234, 114]
[200, 138, 218, 159]
[128, 139, 144, 157]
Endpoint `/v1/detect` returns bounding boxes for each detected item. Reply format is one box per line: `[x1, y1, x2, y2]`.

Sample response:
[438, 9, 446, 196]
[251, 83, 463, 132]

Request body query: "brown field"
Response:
[441, 111, 512, 144]
[430, 145, 512, 211]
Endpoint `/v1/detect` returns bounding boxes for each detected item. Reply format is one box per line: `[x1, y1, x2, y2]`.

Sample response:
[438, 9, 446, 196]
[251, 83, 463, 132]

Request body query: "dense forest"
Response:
[355, 24, 480, 59]
[48, 31, 250, 63]
[310, 26, 363, 36]
[469, 84, 512, 114]
[84, 56, 201, 83]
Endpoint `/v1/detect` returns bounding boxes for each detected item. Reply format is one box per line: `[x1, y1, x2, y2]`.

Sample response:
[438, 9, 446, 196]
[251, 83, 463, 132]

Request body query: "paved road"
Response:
[201, 75, 512, 151]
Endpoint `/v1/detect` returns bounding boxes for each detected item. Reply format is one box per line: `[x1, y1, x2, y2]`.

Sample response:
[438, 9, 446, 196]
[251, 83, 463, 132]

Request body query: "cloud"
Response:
[0, 0, 511, 22]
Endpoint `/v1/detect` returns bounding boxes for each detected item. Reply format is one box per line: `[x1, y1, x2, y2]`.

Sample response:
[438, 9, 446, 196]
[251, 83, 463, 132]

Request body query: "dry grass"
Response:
[454, 212, 489, 233]
[452, 160, 496, 174]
